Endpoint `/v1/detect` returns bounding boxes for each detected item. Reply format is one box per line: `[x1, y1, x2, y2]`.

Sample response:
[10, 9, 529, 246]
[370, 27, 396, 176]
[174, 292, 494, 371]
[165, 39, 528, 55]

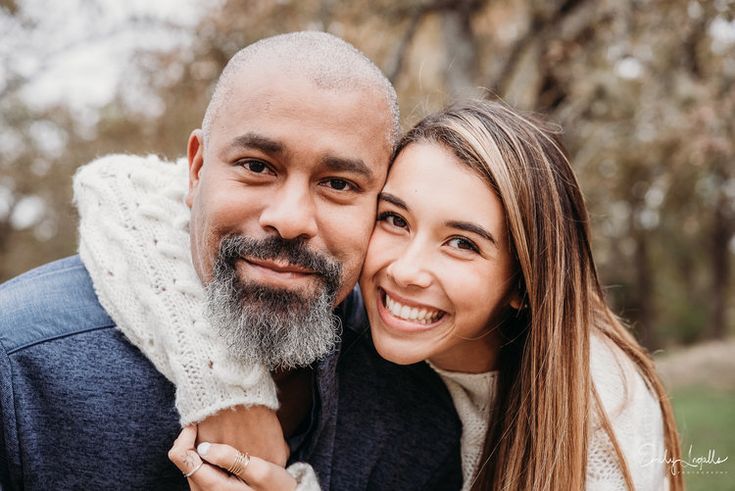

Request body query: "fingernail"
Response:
[197, 442, 211, 457]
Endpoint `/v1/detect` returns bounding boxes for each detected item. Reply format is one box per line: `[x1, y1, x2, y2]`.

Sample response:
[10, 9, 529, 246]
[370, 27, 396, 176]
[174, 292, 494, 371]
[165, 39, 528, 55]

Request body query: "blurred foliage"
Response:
[672, 387, 735, 490]
[657, 340, 735, 488]
[1, 0, 733, 348]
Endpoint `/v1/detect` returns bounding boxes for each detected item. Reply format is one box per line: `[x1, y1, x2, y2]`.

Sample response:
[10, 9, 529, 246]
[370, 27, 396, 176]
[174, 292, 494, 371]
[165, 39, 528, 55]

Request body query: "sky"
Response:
[0, 0, 217, 230]
[2, 0, 217, 115]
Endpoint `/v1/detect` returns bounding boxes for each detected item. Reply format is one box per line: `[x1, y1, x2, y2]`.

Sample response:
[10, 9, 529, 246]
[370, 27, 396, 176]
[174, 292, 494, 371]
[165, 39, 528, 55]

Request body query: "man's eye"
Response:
[239, 160, 270, 174]
[324, 179, 354, 191]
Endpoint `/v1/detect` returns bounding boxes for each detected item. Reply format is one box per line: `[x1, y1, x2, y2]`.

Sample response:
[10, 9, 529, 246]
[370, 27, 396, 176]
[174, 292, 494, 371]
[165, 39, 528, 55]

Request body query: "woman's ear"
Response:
[509, 294, 523, 310]
[509, 275, 525, 310]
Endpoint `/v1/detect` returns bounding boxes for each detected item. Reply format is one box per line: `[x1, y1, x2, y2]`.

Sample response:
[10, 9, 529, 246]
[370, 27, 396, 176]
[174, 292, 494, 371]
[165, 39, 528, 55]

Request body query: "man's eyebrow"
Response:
[446, 221, 498, 246]
[229, 133, 284, 154]
[378, 192, 408, 210]
[322, 156, 374, 180]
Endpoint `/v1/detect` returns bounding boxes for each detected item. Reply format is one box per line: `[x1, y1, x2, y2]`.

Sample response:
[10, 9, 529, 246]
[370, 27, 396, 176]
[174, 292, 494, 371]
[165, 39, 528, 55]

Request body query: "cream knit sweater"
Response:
[73, 154, 669, 490]
[74, 154, 279, 423]
[430, 334, 669, 491]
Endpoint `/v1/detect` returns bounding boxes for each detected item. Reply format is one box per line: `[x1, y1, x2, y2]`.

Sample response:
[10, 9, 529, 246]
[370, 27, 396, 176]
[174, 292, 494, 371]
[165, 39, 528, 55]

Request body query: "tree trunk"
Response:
[385, 11, 425, 84]
[440, 3, 478, 99]
[710, 179, 732, 340]
[0, 218, 12, 282]
[631, 212, 659, 349]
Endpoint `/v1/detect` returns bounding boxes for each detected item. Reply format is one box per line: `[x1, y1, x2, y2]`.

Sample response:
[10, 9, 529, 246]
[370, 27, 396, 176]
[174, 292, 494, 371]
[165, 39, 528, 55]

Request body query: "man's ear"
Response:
[186, 129, 205, 209]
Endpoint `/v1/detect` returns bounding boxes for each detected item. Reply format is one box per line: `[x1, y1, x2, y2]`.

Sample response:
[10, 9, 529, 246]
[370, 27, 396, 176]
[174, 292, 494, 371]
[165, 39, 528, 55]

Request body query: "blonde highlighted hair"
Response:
[395, 100, 683, 490]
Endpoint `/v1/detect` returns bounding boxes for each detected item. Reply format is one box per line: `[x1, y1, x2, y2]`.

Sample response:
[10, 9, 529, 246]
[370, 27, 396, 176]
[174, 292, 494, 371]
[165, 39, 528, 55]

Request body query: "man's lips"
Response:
[236, 257, 318, 286]
[244, 257, 316, 275]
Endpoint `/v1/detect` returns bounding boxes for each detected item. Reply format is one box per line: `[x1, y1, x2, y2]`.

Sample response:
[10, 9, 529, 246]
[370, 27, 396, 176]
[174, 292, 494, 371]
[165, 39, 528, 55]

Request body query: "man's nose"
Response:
[258, 178, 318, 240]
[386, 240, 433, 289]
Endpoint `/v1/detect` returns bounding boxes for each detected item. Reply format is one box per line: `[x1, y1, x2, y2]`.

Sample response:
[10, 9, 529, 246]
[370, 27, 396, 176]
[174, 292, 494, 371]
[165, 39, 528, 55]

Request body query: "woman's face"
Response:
[360, 141, 519, 372]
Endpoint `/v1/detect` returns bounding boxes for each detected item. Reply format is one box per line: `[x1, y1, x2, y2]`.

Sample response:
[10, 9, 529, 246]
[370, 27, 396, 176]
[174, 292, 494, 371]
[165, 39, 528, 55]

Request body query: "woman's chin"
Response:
[371, 334, 427, 366]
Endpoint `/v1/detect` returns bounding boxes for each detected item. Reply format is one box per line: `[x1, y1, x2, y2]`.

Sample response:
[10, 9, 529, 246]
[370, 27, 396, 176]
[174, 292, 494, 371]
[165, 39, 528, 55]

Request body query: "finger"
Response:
[168, 426, 202, 477]
[168, 446, 202, 478]
[187, 461, 255, 491]
[173, 425, 198, 450]
[197, 442, 294, 487]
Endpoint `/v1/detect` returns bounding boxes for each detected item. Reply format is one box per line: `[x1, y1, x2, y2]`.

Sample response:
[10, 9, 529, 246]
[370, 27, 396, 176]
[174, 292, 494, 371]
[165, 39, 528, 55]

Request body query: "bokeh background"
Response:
[1, 0, 733, 488]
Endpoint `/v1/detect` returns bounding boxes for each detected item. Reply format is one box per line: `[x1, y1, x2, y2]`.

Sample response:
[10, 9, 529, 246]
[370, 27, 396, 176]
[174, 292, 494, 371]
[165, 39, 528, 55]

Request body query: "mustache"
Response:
[206, 233, 342, 369]
[217, 234, 342, 282]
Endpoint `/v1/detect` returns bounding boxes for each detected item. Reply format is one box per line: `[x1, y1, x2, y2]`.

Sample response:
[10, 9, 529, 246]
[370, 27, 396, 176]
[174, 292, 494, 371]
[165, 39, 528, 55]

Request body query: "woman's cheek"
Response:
[365, 228, 401, 272]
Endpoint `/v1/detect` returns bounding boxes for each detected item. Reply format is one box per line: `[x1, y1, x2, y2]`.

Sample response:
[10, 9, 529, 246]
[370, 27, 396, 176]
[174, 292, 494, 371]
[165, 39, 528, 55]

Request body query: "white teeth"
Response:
[400, 305, 411, 318]
[384, 293, 442, 324]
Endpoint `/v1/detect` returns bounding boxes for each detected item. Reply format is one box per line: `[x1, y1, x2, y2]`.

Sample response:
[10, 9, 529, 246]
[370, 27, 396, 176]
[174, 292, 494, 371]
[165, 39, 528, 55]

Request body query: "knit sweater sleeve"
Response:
[586, 334, 669, 490]
[288, 463, 322, 490]
[73, 154, 279, 425]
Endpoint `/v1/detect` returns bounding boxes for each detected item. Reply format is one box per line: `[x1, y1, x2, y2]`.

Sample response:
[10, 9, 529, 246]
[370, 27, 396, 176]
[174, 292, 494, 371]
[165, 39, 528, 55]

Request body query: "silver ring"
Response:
[183, 461, 204, 478]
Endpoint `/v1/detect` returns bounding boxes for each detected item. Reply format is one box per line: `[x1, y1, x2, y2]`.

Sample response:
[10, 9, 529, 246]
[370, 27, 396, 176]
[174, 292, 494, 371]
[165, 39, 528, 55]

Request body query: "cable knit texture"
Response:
[74, 154, 669, 490]
[74, 154, 279, 425]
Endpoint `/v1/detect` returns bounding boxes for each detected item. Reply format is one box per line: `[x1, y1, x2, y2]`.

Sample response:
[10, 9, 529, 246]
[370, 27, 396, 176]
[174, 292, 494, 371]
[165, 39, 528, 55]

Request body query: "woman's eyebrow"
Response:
[446, 220, 498, 246]
[379, 193, 498, 246]
[378, 192, 408, 210]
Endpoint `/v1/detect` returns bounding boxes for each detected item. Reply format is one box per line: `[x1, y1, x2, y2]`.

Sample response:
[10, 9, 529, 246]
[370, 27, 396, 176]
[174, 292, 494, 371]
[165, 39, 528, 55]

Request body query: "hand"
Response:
[169, 425, 297, 491]
[197, 405, 289, 467]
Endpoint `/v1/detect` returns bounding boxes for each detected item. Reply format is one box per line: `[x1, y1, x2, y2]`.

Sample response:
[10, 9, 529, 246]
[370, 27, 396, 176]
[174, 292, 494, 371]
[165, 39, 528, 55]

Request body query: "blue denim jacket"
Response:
[0, 256, 462, 490]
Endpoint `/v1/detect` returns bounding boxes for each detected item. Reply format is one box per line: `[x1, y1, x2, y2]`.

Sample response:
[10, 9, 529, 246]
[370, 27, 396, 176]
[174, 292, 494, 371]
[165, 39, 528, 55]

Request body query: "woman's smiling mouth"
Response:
[378, 287, 447, 330]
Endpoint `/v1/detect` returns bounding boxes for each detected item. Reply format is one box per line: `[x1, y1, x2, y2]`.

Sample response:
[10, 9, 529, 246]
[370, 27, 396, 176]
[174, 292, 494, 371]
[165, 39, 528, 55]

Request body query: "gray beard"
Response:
[204, 235, 342, 370]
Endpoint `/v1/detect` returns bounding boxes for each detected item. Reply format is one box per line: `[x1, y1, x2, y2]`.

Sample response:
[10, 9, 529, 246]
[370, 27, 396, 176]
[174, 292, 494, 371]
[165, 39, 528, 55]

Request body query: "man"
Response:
[0, 32, 462, 489]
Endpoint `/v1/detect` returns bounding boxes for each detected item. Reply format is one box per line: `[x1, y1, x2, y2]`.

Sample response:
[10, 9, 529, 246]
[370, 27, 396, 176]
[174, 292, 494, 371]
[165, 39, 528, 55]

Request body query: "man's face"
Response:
[185, 63, 392, 366]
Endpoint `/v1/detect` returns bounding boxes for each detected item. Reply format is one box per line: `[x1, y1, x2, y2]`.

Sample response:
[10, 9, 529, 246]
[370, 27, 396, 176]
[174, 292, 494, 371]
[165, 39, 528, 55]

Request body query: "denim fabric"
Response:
[0, 256, 462, 490]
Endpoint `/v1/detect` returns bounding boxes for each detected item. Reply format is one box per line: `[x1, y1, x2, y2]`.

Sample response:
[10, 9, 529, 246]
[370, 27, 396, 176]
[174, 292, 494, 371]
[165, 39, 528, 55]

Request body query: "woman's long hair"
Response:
[394, 100, 683, 490]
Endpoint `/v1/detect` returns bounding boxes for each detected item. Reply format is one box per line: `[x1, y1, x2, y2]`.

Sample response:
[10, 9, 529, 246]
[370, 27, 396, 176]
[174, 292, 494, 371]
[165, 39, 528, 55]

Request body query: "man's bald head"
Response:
[202, 31, 400, 147]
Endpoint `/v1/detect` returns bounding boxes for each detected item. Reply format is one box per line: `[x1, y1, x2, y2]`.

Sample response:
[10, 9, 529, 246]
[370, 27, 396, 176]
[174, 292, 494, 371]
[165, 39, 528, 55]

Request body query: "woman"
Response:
[75, 100, 683, 490]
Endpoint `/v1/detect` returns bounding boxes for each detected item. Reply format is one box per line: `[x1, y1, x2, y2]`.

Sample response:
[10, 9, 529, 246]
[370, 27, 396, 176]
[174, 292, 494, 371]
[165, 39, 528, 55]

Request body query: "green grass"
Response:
[670, 388, 735, 491]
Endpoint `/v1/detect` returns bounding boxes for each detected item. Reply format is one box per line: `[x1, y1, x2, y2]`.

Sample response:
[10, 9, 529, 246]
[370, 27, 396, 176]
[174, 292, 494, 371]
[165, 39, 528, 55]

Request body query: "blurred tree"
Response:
[1, 0, 733, 347]
[0, 0, 17, 13]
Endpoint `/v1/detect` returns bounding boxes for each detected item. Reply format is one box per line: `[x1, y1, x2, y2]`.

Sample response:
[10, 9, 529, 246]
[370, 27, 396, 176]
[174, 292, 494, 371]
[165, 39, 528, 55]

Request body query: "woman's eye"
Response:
[378, 211, 408, 229]
[447, 237, 479, 253]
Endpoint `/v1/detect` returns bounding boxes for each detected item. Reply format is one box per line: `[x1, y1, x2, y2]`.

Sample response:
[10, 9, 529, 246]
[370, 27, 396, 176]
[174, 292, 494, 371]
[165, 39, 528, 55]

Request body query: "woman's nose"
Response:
[385, 243, 433, 289]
